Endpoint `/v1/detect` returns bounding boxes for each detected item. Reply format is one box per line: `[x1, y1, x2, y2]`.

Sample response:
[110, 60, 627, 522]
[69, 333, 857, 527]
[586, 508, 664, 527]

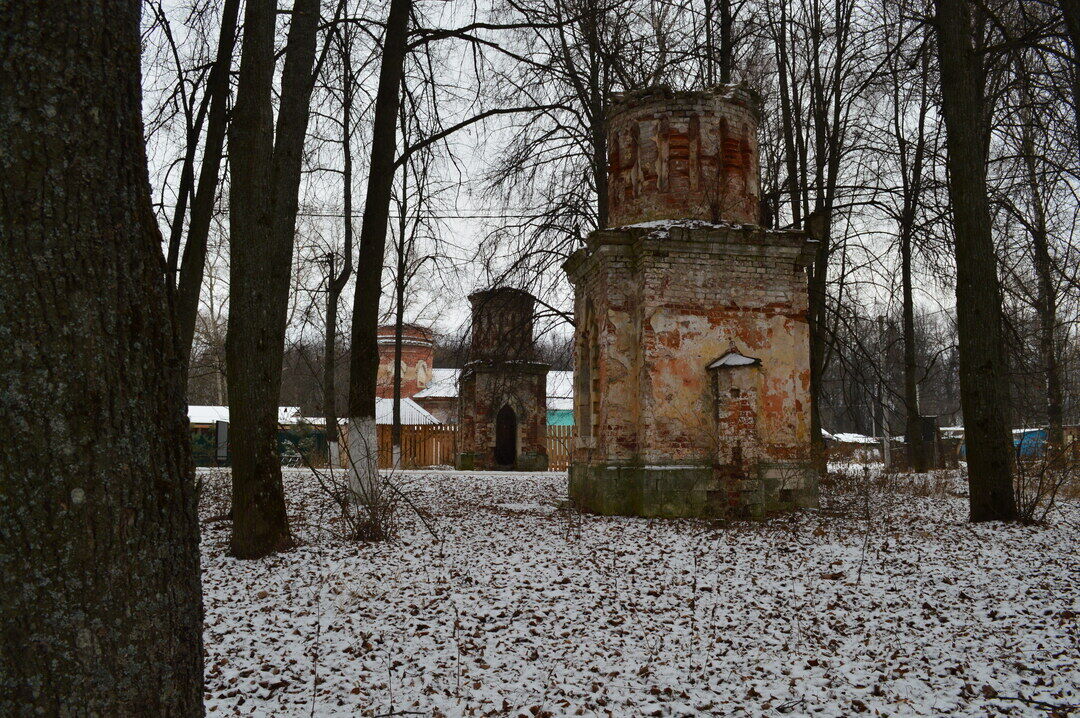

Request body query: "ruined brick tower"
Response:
[564, 84, 819, 517]
[375, 324, 434, 399]
[457, 288, 550, 471]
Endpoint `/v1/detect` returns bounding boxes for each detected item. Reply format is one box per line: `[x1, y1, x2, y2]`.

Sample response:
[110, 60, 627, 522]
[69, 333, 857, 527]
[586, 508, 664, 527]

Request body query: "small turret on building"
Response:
[564, 83, 818, 518]
[457, 288, 550, 471]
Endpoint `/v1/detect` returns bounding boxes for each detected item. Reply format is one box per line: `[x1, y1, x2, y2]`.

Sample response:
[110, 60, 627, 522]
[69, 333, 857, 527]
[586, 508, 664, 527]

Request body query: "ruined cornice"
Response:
[607, 82, 762, 122]
[573, 222, 816, 273]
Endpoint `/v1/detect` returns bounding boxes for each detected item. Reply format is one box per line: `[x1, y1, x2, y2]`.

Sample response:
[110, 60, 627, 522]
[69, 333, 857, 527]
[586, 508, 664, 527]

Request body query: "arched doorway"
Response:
[494, 405, 517, 467]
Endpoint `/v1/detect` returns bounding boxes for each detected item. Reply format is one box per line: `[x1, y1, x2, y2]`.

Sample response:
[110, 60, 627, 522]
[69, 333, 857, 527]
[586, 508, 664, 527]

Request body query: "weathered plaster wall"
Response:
[634, 230, 812, 466]
[607, 85, 761, 227]
[565, 223, 817, 515]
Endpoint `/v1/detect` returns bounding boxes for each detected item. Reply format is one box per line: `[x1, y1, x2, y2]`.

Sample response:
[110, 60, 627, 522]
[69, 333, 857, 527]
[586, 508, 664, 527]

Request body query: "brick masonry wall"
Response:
[607, 85, 761, 227]
[457, 363, 549, 470]
[376, 325, 434, 399]
[468, 288, 537, 361]
[565, 224, 813, 472]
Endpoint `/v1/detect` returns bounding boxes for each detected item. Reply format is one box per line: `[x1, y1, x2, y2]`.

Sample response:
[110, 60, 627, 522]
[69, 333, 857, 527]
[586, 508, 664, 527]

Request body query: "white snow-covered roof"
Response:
[188, 405, 230, 424]
[413, 368, 575, 410]
[413, 367, 460, 399]
[828, 432, 880, 445]
[708, 350, 761, 369]
[188, 406, 301, 425]
[374, 397, 439, 425]
[189, 402, 437, 426]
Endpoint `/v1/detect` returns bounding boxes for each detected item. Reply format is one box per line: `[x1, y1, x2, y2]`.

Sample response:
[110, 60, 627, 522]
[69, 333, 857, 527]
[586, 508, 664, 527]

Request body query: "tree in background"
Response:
[870, 0, 936, 470]
[934, 0, 1017, 521]
[323, 20, 359, 469]
[0, 0, 203, 710]
[348, 0, 414, 528]
[227, 0, 326, 558]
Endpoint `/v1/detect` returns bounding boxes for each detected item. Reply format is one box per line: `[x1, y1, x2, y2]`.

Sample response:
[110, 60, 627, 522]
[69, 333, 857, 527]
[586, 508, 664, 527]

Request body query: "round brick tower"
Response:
[606, 84, 761, 227]
[376, 324, 435, 398]
[468, 287, 537, 361]
[457, 287, 550, 471]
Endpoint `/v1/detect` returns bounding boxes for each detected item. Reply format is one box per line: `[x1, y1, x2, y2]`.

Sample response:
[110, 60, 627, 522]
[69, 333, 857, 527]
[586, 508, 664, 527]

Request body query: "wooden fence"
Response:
[366, 424, 575, 470]
[376, 425, 458, 469]
[545, 425, 574, 471]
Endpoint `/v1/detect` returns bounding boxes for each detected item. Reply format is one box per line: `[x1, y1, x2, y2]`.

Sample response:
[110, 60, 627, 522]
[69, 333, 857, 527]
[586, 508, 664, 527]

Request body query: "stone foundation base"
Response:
[516, 452, 550, 472]
[457, 451, 549, 472]
[568, 462, 818, 518]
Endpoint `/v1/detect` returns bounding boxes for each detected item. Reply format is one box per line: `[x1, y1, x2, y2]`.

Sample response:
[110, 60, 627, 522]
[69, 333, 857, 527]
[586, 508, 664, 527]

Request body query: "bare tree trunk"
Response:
[1058, 0, 1080, 155]
[228, 0, 322, 558]
[775, 3, 802, 228]
[934, 0, 1017, 521]
[719, 0, 733, 84]
[900, 223, 925, 470]
[1021, 108, 1064, 449]
[900, 58, 930, 473]
[392, 156, 409, 468]
[704, 0, 714, 85]
[175, 0, 241, 362]
[348, 0, 413, 505]
[325, 28, 355, 469]
[807, 212, 830, 469]
[585, 11, 608, 229]
[0, 0, 203, 711]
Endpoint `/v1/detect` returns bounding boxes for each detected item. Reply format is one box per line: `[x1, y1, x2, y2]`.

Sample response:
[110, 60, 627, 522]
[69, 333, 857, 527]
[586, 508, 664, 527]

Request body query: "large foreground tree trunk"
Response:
[227, 0, 321, 558]
[348, 0, 413, 507]
[0, 0, 203, 711]
[934, 0, 1017, 521]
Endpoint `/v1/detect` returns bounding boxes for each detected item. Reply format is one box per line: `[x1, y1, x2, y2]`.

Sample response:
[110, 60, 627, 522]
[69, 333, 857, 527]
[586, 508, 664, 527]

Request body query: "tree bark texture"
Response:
[899, 70, 929, 472]
[0, 0, 204, 712]
[807, 211, 830, 471]
[934, 0, 1017, 521]
[719, 0, 733, 85]
[227, 0, 321, 558]
[900, 222, 925, 471]
[348, 0, 413, 499]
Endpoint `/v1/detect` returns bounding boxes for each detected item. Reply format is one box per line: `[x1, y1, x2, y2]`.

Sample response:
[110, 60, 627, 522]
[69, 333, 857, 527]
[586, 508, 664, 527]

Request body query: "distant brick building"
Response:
[376, 324, 434, 399]
[456, 288, 549, 470]
[564, 84, 818, 518]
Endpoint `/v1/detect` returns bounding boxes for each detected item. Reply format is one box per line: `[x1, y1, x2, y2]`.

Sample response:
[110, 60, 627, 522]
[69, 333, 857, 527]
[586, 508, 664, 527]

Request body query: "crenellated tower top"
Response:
[606, 83, 762, 227]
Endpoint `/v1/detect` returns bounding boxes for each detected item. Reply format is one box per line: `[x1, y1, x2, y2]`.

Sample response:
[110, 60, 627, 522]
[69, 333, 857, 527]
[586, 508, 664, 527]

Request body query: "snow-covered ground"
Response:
[200, 466, 1080, 716]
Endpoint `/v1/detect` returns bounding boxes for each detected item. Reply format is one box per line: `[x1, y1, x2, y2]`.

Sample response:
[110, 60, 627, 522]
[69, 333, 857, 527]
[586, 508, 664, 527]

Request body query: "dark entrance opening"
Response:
[494, 405, 517, 467]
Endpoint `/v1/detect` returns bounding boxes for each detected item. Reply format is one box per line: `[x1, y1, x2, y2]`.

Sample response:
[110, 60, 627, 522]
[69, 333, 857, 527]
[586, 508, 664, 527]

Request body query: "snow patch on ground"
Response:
[199, 466, 1080, 716]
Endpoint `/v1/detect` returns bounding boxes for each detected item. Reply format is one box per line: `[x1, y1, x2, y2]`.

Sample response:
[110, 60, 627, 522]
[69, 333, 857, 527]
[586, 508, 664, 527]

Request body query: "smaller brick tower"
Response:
[457, 288, 550, 471]
[565, 84, 818, 517]
[376, 324, 435, 399]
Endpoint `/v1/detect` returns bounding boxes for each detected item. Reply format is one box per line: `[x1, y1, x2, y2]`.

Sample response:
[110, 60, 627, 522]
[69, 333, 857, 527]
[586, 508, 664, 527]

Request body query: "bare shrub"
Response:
[900, 470, 954, 499]
[279, 430, 400, 542]
[1014, 444, 1079, 524]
